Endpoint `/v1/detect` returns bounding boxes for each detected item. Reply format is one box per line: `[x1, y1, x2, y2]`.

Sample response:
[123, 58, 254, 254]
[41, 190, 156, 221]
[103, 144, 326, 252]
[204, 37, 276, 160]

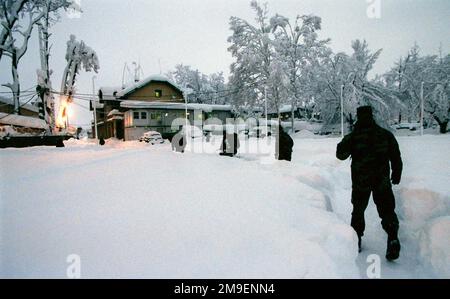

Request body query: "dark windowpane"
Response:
[155, 89, 162, 98]
[133, 112, 140, 119]
[141, 112, 147, 119]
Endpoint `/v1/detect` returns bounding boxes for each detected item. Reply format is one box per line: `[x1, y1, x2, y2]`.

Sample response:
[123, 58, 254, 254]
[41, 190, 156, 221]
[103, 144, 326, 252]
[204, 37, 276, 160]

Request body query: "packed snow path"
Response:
[0, 134, 449, 278]
[285, 136, 450, 279]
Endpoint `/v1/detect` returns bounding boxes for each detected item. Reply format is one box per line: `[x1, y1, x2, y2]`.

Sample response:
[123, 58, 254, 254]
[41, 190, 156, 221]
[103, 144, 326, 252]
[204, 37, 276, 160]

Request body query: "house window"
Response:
[151, 112, 162, 121]
[141, 112, 147, 119]
[155, 89, 162, 98]
[133, 111, 140, 119]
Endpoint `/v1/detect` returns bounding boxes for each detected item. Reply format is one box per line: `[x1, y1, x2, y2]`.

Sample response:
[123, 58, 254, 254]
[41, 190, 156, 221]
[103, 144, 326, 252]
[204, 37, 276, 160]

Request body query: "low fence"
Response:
[0, 135, 72, 149]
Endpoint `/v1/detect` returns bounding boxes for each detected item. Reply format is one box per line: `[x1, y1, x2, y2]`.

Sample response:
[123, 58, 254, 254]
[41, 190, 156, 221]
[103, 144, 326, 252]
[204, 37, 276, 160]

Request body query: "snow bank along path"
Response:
[285, 135, 450, 278]
[1, 135, 449, 278]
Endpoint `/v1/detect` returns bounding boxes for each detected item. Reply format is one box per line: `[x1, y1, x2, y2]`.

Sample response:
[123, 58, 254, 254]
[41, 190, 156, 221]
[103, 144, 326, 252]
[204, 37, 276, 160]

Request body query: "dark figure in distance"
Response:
[275, 126, 294, 161]
[220, 129, 240, 157]
[336, 106, 402, 261]
[172, 126, 186, 153]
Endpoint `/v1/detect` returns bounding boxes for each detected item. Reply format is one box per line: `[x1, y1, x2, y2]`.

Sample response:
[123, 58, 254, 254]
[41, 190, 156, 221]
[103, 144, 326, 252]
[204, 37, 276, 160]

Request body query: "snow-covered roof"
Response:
[0, 112, 48, 129]
[99, 86, 122, 101]
[279, 104, 293, 113]
[120, 101, 232, 112]
[107, 109, 123, 117]
[0, 95, 39, 113]
[188, 103, 232, 112]
[107, 116, 124, 121]
[91, 101, 104, 109]
[116, 75, 183, 98]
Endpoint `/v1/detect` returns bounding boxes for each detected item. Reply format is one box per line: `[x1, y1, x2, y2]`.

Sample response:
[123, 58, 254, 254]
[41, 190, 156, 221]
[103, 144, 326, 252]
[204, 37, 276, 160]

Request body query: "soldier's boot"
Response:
[386, 238, 401, 261]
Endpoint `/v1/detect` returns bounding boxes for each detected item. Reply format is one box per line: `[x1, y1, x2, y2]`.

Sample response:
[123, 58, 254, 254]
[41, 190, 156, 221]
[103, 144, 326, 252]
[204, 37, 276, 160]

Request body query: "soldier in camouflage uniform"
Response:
[275, 126, 294, 162]
[336, 106, 402, 261]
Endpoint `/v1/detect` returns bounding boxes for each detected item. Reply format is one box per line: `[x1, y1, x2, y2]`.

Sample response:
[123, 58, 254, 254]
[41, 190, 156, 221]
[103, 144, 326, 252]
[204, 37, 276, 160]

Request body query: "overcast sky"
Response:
[1, 0, 449, 126]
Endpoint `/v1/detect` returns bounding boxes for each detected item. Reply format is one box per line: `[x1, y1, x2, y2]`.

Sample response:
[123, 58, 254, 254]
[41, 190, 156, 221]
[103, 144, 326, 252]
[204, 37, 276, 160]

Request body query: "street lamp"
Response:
[183, 84, 194, 135]
[420, 81, 424, 136]
[264, 85, 268, 134]
[340, 84, 345, 138]
[92, 75, 98, 142]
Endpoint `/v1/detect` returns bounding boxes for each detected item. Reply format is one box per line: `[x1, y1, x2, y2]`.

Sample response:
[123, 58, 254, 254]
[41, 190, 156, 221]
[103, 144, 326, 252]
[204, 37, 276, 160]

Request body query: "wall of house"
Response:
[122, 108, 235, 141]
[0, 104, 39, 117]
[124, 109, 194, 131]
[124, 81, 183, 102]
[205, 111, 234, 124]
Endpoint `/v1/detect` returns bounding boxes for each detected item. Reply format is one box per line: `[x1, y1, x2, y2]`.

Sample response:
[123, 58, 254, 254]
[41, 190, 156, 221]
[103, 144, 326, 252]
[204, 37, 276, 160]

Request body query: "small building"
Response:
[0, 96, 40, 118]
[92, 75, 235, 141]
[0, 95, 48, 135]
[267, 104, 307, 120]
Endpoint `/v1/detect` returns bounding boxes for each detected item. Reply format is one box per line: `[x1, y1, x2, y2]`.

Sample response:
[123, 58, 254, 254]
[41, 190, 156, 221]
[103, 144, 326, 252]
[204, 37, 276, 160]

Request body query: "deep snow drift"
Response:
[0, 134, 449, 278]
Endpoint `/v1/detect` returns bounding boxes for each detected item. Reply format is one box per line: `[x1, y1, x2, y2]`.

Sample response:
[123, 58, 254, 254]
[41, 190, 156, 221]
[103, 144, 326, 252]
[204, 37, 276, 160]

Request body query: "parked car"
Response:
[391, 122, 421, 131]
[139, 131, 164, 144]
[317, 123, 342, 135]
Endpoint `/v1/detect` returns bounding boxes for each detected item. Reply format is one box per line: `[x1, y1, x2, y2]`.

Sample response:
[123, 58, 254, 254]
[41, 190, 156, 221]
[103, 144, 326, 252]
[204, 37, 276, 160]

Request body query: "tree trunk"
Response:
[11, 49, 21, 115]
[291, 102, 295, 134]
[37, 4, 55, 132]
[0, 0, 28, 62]
[347, 113, 354, 132]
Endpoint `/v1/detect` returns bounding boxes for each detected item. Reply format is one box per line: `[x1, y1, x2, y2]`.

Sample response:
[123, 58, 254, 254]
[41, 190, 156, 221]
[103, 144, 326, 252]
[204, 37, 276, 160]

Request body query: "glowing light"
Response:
[67, 104, 74, 118]
[56, 96, 69, 128]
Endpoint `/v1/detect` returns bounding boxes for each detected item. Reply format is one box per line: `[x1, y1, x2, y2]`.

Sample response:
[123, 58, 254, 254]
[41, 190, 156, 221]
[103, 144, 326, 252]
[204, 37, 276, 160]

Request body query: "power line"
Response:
[0, 93, 38, 121]
[0, 91, 37, 94]
[71, 100, 90, 110]
[0, 85, 38, 94]
[48, 80, 261, 103]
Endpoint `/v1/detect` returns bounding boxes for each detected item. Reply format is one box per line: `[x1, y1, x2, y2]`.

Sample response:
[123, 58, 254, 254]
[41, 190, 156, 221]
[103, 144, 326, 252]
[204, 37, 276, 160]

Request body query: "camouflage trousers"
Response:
[351, 180, 399, 239]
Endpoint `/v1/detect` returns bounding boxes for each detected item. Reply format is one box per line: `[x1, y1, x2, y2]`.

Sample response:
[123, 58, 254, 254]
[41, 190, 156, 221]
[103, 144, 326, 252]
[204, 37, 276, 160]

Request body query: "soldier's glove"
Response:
[391, 174, 401, 185]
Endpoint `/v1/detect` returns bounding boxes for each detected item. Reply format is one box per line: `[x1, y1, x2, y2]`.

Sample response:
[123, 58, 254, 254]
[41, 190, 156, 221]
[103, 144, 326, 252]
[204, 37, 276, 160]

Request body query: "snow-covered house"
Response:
[0, 96, 40, 118]
[267, 104, 308, 121]
[92, 75, 235, 141]
[0, 96, 48, 135]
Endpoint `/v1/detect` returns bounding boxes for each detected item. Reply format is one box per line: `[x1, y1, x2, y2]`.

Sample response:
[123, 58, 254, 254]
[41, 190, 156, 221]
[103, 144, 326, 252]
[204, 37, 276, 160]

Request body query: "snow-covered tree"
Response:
[383, 44, 450, 133]
[61, 34, 99, 96]
[0, 0, 27, 62]
[0, 0, 72, 115]
[228, 1, 331, 123]
[271, 13, 329, 129]
[58, 34, 99, 128]
[228, 1, 275, 116]
[167, 64, 227, 104]
[208, 72, 227, 105]
[37, 0, 77, 131]
[314, 40, 385, 129]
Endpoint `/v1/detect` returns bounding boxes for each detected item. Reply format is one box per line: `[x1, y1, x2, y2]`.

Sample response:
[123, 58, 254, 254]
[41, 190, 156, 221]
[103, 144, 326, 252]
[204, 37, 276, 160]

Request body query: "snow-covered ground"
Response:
[0, 133, 448, 278]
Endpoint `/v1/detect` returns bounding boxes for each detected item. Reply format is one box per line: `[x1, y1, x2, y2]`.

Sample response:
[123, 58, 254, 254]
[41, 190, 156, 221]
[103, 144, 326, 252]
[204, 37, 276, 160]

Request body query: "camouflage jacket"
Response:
[336, 123, 403, 189]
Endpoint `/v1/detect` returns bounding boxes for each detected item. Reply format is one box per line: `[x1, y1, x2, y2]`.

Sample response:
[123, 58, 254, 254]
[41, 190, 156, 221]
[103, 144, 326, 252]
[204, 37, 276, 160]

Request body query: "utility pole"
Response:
[184, 91, 188, 130]
[92, 76, 98, 142]
[265, 85, 268, 134]
[420, 81, 424, 136]
[37, 1, 55, 133]
[340, 84, 345, 138]
[183, 84, 191, 136]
